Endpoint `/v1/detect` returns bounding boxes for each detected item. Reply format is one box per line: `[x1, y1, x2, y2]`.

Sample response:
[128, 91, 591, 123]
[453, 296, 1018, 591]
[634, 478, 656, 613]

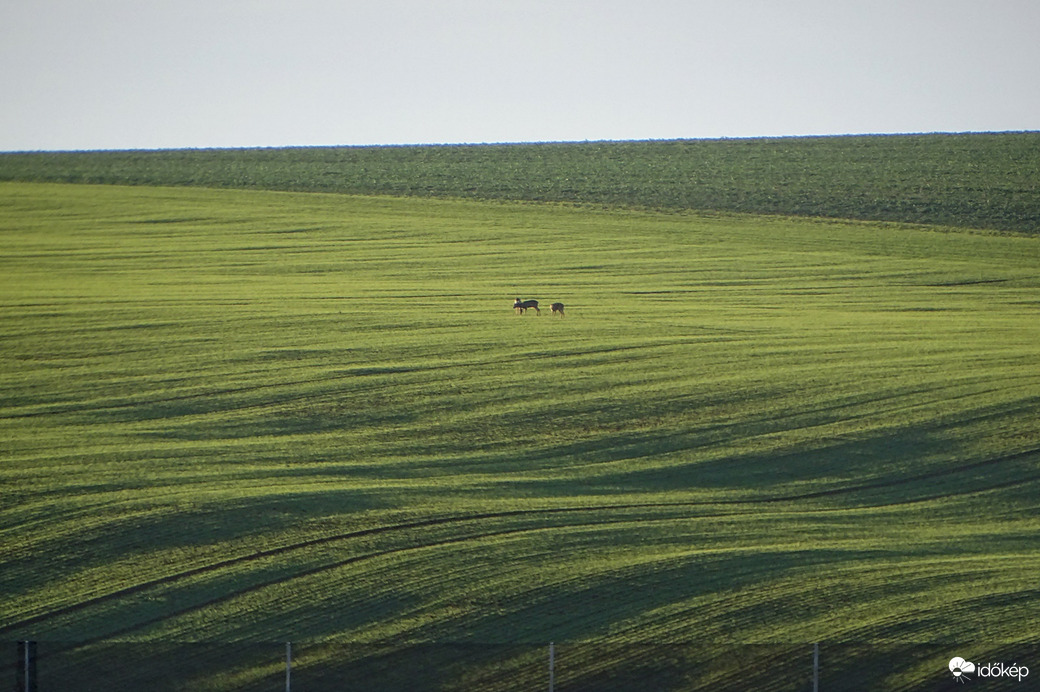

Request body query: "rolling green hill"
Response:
[2, 181, 1038, 690]
[2, 132, 1039, 233]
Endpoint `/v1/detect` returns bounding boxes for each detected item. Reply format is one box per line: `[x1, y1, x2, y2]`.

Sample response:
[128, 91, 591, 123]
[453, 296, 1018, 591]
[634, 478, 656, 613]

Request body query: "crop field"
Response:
[1, 180, 1039, 690]
[3, 132, 1040, 233]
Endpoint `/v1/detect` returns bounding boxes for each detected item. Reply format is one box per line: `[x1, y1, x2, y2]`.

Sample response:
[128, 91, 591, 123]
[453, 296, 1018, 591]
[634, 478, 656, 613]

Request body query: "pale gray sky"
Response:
[2, 0, 1038, 151]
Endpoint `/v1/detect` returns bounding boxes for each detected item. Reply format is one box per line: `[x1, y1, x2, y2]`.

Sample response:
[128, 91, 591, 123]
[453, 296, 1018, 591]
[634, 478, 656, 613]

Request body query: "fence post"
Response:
[548, 641, 555, 692]
[286, 641, 292, 692]
[16, 641, 36, 692]
[812, 642, 819, 692]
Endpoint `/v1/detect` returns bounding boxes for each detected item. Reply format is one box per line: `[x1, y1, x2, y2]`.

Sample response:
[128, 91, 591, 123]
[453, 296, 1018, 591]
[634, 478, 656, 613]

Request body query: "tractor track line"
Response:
[97, 472, 1040, 645]
[10, 469, 1040, 664]
[44, 513, 729, 652]
[3, 445, 1037, 638]
[0, 342, 665, 422]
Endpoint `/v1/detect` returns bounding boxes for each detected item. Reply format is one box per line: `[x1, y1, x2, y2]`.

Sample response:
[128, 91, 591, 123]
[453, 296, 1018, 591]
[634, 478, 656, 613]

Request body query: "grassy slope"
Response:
[2, 132, 1039, 233]
[2, 182, 1039, 689]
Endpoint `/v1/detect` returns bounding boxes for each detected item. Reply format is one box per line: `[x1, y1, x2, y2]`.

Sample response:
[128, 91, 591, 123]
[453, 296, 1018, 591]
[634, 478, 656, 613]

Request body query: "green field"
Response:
[3, 132, 1040, 233]
[1, 179, 1039, 690]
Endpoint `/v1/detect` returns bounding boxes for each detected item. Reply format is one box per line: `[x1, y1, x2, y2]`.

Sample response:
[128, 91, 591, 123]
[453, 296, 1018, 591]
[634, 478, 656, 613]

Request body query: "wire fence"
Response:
[7, 640, 1037, 691]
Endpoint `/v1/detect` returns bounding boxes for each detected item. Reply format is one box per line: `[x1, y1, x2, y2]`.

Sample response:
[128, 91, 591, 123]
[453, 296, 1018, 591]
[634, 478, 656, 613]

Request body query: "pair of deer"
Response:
[514, 298, 564, 317]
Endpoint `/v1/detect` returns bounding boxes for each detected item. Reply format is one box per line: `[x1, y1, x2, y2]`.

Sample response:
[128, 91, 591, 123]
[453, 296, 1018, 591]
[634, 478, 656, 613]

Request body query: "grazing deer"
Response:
[513, 298, 540, 315]
[550, 302, 565, 317]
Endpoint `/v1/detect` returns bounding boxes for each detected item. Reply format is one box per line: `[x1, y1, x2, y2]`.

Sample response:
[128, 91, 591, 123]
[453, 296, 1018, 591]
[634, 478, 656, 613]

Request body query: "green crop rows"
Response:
[2, 132, 1039, 233]
[1, 177, 1039, 690]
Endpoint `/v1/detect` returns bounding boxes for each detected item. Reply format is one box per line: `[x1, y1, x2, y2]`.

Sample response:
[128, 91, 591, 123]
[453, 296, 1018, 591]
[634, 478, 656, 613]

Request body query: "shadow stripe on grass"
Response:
[3, 446, 1037, 640]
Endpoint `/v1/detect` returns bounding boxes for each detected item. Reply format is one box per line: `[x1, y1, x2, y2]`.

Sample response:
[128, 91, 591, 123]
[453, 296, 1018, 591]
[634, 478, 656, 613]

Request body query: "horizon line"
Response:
[3, 130, 1038, 156]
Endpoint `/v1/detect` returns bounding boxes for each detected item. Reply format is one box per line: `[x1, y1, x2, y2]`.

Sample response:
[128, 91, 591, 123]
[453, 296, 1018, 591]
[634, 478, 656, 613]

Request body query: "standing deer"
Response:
[550, 302, 565, 317]
[513, 298, 540, 315]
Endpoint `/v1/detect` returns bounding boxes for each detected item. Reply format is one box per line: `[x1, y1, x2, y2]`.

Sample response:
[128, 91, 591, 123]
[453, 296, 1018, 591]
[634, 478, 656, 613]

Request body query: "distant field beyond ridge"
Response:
[2, 132, 1039, 233]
